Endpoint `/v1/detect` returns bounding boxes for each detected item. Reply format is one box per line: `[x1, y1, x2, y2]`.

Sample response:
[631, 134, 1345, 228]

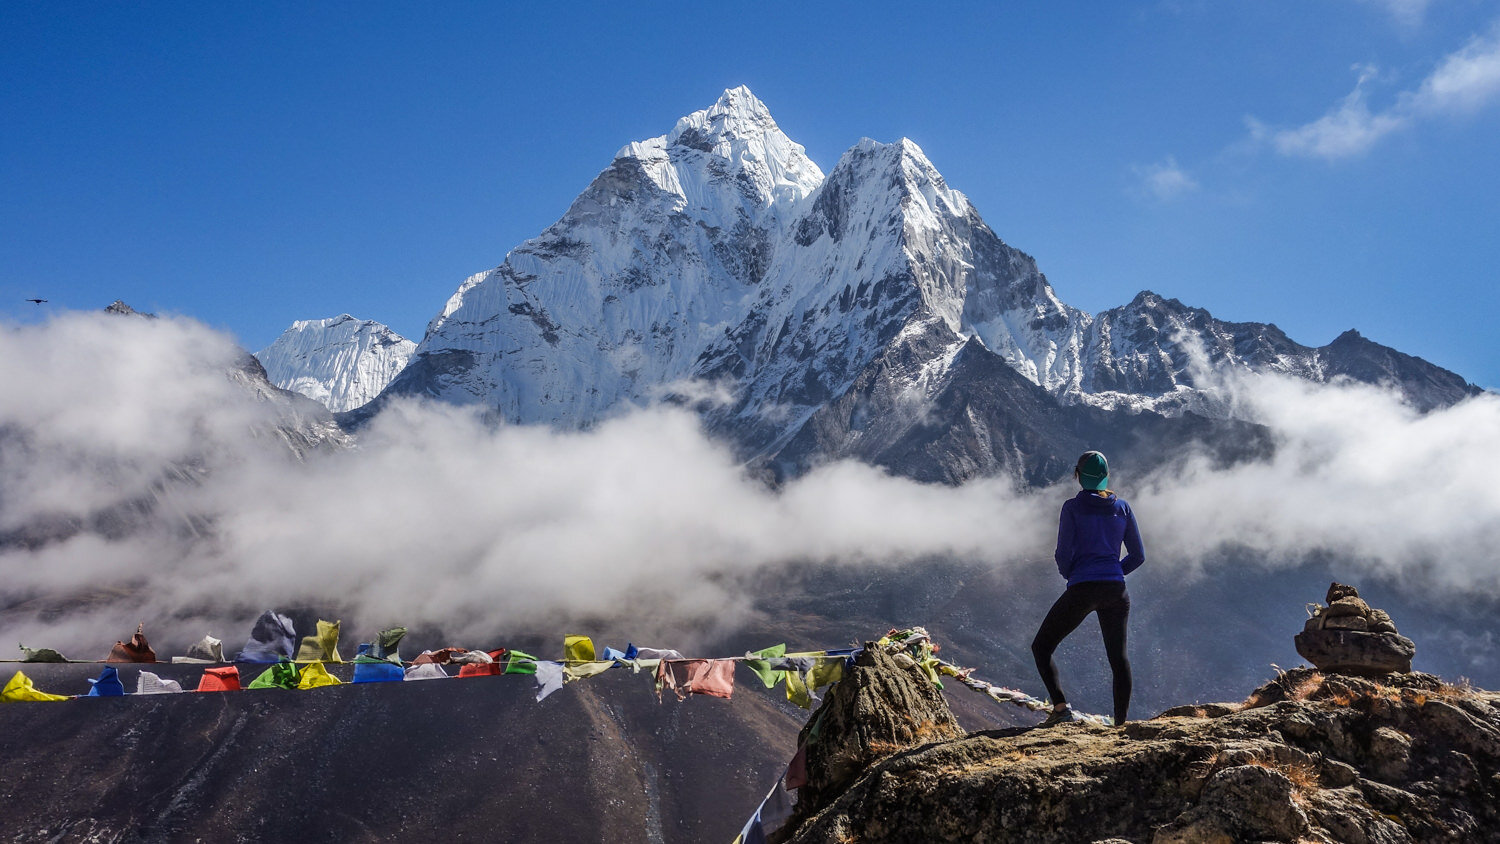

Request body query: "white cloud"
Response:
[1, 311, 1496, 658]
[1264, 65, 1411, 159]
[1133, 156, 1200, 201]
[1410, 27, 1500, 112]
[1258, 24, 1500, 159]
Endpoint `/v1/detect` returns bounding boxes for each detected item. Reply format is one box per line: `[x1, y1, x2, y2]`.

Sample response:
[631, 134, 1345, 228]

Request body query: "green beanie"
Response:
[1076, 451, 1108, 491]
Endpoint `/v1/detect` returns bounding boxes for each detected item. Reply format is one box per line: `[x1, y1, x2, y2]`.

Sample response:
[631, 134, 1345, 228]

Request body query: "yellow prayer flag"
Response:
[563, 661, 613, 684]
[295, 619, 342, 663]
[563, 635, 595, 663]
[785, 667, 812, 709]
[809, 657, 844, 691]
[297, 662, 342, 689]
[2, 670, 69, 703]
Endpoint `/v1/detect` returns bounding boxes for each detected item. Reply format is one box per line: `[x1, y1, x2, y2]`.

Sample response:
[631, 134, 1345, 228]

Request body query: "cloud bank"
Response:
[0, 311, 1495, 656]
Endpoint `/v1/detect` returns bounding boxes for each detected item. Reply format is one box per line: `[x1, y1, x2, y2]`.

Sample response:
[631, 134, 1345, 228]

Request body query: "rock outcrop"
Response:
[773, 641, 1500, 842]
[1297, 582, 1417, 676]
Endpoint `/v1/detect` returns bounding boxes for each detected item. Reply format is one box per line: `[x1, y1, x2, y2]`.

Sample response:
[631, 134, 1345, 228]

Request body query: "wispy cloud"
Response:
[1357, 0, 1436, 30]
[1133, 156, 1200, 201]
[1255, 23, 1500, 160]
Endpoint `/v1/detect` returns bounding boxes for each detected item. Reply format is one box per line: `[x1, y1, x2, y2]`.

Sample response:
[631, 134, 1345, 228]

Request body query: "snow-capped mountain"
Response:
[257, 315, 415, 413]
[363, 87, 1479, 483]
[376, 86, 821, 423]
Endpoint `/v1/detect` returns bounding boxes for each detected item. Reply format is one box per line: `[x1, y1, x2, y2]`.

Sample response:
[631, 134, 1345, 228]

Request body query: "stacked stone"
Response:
[1294, 582, 1415, 676]
[1304, 582, 1400, 634]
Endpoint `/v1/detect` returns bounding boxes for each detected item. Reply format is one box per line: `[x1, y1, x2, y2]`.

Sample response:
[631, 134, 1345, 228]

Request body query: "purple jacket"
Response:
[1055, 490, 1145, 585]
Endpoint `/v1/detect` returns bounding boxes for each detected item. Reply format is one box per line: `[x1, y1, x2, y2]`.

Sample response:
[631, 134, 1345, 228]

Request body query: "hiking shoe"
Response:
[1040, 706, 1083, 728]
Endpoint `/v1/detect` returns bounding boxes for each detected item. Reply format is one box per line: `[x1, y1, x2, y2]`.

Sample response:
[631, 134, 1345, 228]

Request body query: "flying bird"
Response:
[25, 298, 47, 304]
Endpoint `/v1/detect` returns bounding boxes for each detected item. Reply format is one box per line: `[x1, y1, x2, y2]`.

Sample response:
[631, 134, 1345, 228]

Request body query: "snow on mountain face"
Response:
[365, 87, 1478, 478]
[381, 86, 823, 423]
[256, 315, 415, 413]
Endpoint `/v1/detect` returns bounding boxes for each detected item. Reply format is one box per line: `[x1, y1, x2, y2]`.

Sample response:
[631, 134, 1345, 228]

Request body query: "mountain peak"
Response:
[666, 85, 776, 145]
[611, 87, 823, 216]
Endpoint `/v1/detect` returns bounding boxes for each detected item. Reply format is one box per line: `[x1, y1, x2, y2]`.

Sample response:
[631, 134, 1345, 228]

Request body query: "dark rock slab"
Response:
[1295, 628, 1416, 675]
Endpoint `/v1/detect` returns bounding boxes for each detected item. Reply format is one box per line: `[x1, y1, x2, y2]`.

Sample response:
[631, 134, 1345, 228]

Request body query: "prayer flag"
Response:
[2, 671, 68, 702]
[196, 666, 241, 693]
[86, 666, 126, 697]
[137, 671, 184, 694]
[106, 623, 156, 663]
[352, 657, 404, 684]
[238, 611, 296, 663]
[295, 619, 342, 663]
[247, 660, 300, 690]
[563, 635, 595, 663]
[534, 661, 564, 701]
[297, 662, 341, 689]
[743, 644, 787, 689]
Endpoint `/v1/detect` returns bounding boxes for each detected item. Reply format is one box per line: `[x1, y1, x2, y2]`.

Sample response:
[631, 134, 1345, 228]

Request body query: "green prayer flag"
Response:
[19, 645, 68, 663]
[743, 643, 787, 689]
[248, 660, 300, 690]
[504, 649, 538, 675]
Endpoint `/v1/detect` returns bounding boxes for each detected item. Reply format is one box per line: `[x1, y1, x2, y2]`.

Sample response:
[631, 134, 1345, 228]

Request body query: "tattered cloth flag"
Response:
[86, 666, 125, 697]
[561, 636, 613, 683]
[743, 644, 787, 689]
[624, 644, 684, 661]
[404, 663, 450, 681]
[173, 634, 224, 663]
[238, 612, 296, 663]
[294, 620, 342, 663]
[106, 623, 156, 663]
[2, 671, 69, 702]
[534, 661, 564, 701]
[655, 659, 736, 701]
[356, 627, 406, 664]
[196, 666, 241, 693]
[247, 660, 301, 690]
[18, 645, 68, 663]
[352, 657, 404, 684]
[457, 650, 507, 678]
[412, 647, 467, 665]
[136, 671, 184, 694]
[297, 662, 341, 689]
[503, 650, 538, 676]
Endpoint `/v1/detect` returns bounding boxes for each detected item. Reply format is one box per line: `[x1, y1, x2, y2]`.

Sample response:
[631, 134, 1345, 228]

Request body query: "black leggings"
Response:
[1031, 580, 1131, 724]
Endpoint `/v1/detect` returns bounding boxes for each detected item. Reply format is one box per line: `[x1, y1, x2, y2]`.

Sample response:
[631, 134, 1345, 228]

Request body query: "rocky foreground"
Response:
[774, 647, 1500, 843]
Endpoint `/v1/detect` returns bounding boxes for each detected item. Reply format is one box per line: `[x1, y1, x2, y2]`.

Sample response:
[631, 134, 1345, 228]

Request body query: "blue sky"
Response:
[3, 1, 1497, 388]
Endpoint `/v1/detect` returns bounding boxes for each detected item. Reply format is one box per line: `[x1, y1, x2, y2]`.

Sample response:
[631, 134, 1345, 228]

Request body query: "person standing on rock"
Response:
[1032, 450, 1144, 727]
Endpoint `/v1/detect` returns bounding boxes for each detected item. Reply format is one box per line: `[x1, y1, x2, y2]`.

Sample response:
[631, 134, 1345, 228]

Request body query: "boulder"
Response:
[777, 643, 964, 836]
[1326, 582, 1361, 604]
[1322, 597, 1370, 618]
[1295, 629, 1415, 676]
[1323, 615, 1370, 632]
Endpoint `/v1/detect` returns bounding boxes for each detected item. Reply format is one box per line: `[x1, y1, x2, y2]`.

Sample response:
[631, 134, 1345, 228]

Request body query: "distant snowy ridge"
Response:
[256, 315, 415, 413]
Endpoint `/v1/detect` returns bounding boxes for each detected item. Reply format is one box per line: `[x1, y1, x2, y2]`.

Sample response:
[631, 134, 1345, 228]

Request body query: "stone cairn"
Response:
[1294, 582, 1416, 676]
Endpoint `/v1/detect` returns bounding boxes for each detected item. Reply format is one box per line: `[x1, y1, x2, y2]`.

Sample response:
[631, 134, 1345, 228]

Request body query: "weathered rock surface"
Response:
[1297, 628, 1417, 675]
[777, 663, 1500, 843]
[785, 646, 965, 829]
